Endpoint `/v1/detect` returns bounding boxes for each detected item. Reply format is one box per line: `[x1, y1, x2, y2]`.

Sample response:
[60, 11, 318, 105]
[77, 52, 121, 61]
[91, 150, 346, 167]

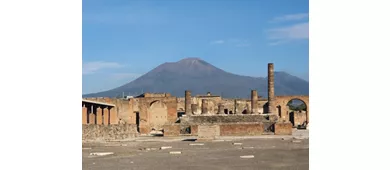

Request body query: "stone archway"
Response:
[274, 96, 309, 125]
[148, 100, 168, 131]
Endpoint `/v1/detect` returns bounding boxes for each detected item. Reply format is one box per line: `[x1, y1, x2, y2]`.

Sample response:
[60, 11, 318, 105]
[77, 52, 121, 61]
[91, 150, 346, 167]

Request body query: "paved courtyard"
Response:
[83, 130, 309, 170]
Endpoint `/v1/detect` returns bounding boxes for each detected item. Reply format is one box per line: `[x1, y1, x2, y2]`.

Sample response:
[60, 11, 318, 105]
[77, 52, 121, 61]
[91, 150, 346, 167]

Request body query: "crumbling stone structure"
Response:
[82, 63, 309, 138]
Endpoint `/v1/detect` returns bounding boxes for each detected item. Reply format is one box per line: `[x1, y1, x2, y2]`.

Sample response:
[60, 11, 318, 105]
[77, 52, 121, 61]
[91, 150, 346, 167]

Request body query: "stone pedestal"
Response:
[197, 125, 220, 141]
[274, 122, 293, 135]
[163, 124, 181, 137]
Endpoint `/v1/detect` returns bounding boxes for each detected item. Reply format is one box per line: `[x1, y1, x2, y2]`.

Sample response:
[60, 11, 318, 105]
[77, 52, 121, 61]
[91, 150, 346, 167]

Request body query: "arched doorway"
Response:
[148, 100, 168, 131]
[286, 99, 307, 128]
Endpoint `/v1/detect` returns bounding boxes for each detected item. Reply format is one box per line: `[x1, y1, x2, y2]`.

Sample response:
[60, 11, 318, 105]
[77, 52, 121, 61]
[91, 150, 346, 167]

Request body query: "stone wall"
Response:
[219, 123, 264, 136]
[162, 124, 181, 137]
[291, 111, 307, 126]
[82, 124, 138, 142]
[185, 115, 277, 124]
[274, 122, 293, 135]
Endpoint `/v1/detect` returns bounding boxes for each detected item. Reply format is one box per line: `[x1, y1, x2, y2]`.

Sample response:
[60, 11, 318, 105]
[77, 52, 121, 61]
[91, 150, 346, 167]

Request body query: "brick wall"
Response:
[82, 124, 138, 142]
[219, 123, 264, 136]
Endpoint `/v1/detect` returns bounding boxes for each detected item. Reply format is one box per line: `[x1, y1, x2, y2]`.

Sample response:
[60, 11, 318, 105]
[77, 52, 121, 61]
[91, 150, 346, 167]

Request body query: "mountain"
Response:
[83, 58, 309, 98]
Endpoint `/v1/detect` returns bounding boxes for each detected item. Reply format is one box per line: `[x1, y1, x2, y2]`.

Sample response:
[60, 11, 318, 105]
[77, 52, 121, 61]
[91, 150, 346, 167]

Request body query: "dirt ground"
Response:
[82, 130, 309, 170]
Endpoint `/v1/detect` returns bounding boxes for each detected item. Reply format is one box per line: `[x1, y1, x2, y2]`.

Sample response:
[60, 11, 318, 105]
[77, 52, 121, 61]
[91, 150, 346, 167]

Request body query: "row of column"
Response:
[82, 105, 118, 125]
[183, 63, 276, 115]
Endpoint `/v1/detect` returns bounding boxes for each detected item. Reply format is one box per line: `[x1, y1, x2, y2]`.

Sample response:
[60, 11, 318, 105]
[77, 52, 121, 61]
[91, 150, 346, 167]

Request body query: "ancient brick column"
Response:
[217, 104, 225, 114]
[103, 108, 109, 125]
[185, 90, 192, 115]
[267, 63, 276, 113]
[251, 90, 258, 114]
[201, 99, 209, 114]
[89, 113, 95, 124]
[82, 105, 87, 124]
[109, 107, 118, 124]
[96, 107, 103, 125]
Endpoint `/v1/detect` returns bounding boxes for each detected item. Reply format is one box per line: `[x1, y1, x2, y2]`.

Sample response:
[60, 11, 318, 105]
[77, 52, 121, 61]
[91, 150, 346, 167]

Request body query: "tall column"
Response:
[82, 105, 87, 124]
[109, 107, 118, 124]
[185, 90, 192, 115]
[103, 108, 109, 125]
[89, 113, 95, 124]
[96, 107, 103, 125]
[217, 104, 225, 114]
[251, 90, 259, 114]
[267, 63, 276, 113]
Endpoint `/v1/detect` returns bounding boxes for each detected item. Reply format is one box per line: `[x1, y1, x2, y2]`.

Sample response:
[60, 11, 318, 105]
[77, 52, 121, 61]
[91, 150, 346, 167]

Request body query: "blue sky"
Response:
[82, 0, 309, 94]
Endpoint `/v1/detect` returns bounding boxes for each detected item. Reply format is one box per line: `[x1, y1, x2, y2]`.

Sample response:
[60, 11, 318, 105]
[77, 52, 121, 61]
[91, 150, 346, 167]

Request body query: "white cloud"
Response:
[266, 22, 308, 45]
[210, 40, 225, 45]
[82, 61, 123, 75]
[210, 39, 250, 47]
[271, 13, 308, 23]
[111, 73, 141, 80]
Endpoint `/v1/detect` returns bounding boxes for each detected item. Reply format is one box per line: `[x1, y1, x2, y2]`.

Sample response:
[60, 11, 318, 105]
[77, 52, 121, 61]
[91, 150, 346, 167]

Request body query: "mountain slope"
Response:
[83, 58, 309, 98]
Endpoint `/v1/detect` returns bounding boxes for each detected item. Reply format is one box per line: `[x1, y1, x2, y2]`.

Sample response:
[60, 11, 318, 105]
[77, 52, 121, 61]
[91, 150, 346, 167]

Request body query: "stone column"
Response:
[109, 107, 118, 124]
[201, 99, 209, 114]
[89, 113, 95, 124]
[185, 90, 192, 115]
[191, 104, 201, 115]
[82, 105, 87, 124]
[251, 90, 258, 114]
[96, 107, 103, 125]
[217, 104, 225, 114]
[267, 63, 276, 113]
[103, 108, 109, 125]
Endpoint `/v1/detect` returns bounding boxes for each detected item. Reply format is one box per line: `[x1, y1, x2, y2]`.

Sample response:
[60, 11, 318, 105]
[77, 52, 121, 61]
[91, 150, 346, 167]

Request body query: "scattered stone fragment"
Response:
[241, 147, 254, 149]
[233, 143, 243, 145]
[169, 151, 182, 154]
[89, 152, 114, 156]
[160, 146, 172, 150]
[240, 155, 255, 159]
[212, 140, 224, 142]
[189, 143, 204, 146]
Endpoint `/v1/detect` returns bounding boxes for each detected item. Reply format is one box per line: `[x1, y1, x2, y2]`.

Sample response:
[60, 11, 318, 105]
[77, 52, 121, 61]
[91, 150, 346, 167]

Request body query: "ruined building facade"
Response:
[82, 63, 309, 138]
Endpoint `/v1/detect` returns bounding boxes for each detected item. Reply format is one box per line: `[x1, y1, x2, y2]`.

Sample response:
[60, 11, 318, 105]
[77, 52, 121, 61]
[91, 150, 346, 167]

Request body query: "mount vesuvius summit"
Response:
[83, 58, 309, 98]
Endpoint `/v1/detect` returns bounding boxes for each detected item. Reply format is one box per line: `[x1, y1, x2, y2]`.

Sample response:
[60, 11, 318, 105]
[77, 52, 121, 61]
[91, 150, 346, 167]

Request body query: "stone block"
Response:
[219, 123, 263, 136]
[197, 125, 220, 140]
[82, 124, 138, 142]
[163, 124, 181, 137]
[274, 122, 293, 135]
[191, 125, 198, 136]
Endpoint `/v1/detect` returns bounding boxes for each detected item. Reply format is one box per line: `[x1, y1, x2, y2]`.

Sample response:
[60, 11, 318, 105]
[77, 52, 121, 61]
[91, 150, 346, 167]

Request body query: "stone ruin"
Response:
[82, 63, 309, 141]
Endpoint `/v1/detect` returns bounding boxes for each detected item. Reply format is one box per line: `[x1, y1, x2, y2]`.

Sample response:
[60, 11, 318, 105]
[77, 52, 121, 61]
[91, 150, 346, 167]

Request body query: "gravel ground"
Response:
[83, 130, 309, 170]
